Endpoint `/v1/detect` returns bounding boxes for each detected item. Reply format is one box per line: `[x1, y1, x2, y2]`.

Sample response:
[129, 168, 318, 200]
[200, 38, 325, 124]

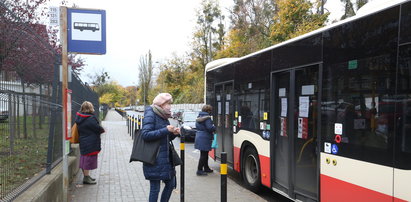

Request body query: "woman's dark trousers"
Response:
[197, 150, 210, 171]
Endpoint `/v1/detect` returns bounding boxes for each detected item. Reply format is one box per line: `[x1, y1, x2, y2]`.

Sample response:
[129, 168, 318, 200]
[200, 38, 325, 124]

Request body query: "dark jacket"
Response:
[194, 112, 216, 151]
[141, 106, 176, 180]
[75, 112, 104, 155]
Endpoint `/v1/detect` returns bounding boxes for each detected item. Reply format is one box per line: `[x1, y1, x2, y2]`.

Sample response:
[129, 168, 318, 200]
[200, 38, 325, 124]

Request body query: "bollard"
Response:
[134, 117, 137, 133]
[180, 133, 185, 202]
[221, 152, 227, 202]
[128, 115, 130, 135]
[137, 115, 140, 130]
[126, 115, 129, 134]
[132, 115, 135, 137]
[128, 115, 131, 134]
[127, 116, 131, 135]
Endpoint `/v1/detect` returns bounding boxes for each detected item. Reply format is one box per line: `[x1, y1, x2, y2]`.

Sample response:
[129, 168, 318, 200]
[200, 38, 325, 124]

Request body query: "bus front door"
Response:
[214, 82, 234, 164]
[271, 64, 320, 201]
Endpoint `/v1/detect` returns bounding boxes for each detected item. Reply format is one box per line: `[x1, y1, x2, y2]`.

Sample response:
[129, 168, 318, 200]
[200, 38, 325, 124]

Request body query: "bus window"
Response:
[238, 93, 258, 131]
[236, 83, 268, 135]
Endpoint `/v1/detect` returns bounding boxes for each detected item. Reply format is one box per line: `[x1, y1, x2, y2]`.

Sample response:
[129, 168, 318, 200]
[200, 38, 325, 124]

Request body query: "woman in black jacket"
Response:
[75, 101, 105, 185]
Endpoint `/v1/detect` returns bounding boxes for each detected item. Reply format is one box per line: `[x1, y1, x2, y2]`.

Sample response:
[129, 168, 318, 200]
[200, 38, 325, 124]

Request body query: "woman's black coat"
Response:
[75, 112, 104, 155]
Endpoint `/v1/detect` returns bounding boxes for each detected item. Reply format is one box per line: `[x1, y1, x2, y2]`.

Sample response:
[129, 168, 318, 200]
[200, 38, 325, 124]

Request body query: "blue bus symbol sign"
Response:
[331, 144, 339, 154]
[67, 8, 106, 54]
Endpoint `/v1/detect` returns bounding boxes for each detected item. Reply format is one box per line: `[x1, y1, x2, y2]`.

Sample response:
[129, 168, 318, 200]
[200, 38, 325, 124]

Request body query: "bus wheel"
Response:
[242, 147, 261, 193]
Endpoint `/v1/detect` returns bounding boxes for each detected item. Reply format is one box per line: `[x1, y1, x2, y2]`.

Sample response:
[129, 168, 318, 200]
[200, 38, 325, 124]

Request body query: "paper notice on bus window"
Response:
[225, 102, 230, 114]
[281, 98, 287, 117]
[299, 96, 309, 118]
[302, 85, 315, 95]
[279, 88, 286, 97]
[218, 102, 222, 114]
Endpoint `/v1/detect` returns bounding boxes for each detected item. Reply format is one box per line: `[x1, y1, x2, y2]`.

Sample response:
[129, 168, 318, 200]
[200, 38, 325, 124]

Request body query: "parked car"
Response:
[179, 111, 200, 141]
[0, 105, 9, 121]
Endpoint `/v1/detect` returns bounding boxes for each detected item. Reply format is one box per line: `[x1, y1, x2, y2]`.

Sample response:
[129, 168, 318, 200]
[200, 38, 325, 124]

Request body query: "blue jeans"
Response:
[149, 176, 176, 202]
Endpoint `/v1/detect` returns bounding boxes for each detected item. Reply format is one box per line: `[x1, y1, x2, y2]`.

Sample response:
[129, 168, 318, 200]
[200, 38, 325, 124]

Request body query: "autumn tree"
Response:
[98, 81, 125, 107]
[270, 0, 328, 44]
[191, 0, 225, 69]
[151, 54, 203, 103]
[217, 0, 277, 58]
[0, 0, 59, 140]
[124, 85, 138, 106]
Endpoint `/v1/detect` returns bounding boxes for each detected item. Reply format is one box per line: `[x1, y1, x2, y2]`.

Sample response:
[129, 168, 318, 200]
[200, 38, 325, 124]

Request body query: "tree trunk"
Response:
[21, 81, 27, 139]
[32, 94, 37, 139]
[16, 94, 20, 139]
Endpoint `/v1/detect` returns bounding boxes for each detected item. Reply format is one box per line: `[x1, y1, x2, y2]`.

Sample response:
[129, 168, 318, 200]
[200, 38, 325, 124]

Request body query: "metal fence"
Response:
[0, 1, 100, 201]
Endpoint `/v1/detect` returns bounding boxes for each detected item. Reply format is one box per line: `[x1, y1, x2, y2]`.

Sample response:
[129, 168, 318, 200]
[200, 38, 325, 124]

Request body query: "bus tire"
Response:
[241, 147, 261, 193]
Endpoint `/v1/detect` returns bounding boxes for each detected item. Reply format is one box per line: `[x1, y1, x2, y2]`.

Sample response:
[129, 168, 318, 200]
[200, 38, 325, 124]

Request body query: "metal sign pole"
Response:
[60, 6, 69, 202]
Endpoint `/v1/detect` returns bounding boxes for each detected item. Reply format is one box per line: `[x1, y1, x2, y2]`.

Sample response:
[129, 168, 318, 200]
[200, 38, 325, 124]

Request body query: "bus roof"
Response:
[205, 0, 409, 73]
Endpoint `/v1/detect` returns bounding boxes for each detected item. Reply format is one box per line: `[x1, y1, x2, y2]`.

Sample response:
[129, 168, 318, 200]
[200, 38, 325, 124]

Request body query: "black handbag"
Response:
[169, 141, 182, 166]
[130, 129, 161, 165]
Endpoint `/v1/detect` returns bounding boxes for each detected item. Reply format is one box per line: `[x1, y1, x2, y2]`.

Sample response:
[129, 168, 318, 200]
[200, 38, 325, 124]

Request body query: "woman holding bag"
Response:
[141, 93, 180, 202]
[194, 104, 216, 176]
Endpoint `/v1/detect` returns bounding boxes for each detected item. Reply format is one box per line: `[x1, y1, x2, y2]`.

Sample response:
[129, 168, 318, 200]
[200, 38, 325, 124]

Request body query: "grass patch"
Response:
[0, 116, 52, 199]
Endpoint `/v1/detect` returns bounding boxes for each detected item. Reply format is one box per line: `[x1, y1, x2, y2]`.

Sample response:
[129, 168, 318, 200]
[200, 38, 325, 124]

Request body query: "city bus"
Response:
[205, 0, 411, 201]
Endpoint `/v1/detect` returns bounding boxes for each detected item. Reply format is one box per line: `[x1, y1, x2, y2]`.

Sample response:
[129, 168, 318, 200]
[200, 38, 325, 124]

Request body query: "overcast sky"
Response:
[55, 0, 346, 87]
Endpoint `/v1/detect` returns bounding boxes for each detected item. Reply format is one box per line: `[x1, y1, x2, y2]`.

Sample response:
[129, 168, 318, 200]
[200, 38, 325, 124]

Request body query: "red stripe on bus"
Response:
[234, 146, 241, 172]
[259, 154, 270, 188]
[321, 174, 406, 202]
[395, 197, 408, 202]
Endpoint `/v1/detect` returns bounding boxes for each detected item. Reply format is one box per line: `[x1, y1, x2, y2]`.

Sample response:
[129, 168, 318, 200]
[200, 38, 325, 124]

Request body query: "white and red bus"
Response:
[205, 0, 411, 201]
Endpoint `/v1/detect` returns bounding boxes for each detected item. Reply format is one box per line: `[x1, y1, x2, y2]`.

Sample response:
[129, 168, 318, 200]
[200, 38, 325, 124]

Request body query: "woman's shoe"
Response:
[204, 168, 213, 173]
[83, 176, 97, 184]
[89, 176, 96, 181]
[196, 170, 208, 176]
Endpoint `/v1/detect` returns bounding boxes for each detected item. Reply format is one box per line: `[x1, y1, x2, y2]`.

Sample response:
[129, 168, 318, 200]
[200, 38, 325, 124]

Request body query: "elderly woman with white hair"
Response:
[141, 93, 180, 202]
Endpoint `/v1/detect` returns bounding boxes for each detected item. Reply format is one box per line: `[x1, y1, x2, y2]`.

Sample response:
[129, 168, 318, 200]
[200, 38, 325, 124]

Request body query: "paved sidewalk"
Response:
[69, 110, 265, 202]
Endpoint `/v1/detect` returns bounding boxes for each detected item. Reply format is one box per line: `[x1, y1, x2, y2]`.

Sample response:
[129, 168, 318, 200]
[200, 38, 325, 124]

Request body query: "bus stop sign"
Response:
[67, 8, 106, 54]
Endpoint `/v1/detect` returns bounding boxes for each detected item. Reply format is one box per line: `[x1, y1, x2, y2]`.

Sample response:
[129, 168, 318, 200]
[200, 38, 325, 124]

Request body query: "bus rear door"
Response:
[271, 64, 320, 201]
